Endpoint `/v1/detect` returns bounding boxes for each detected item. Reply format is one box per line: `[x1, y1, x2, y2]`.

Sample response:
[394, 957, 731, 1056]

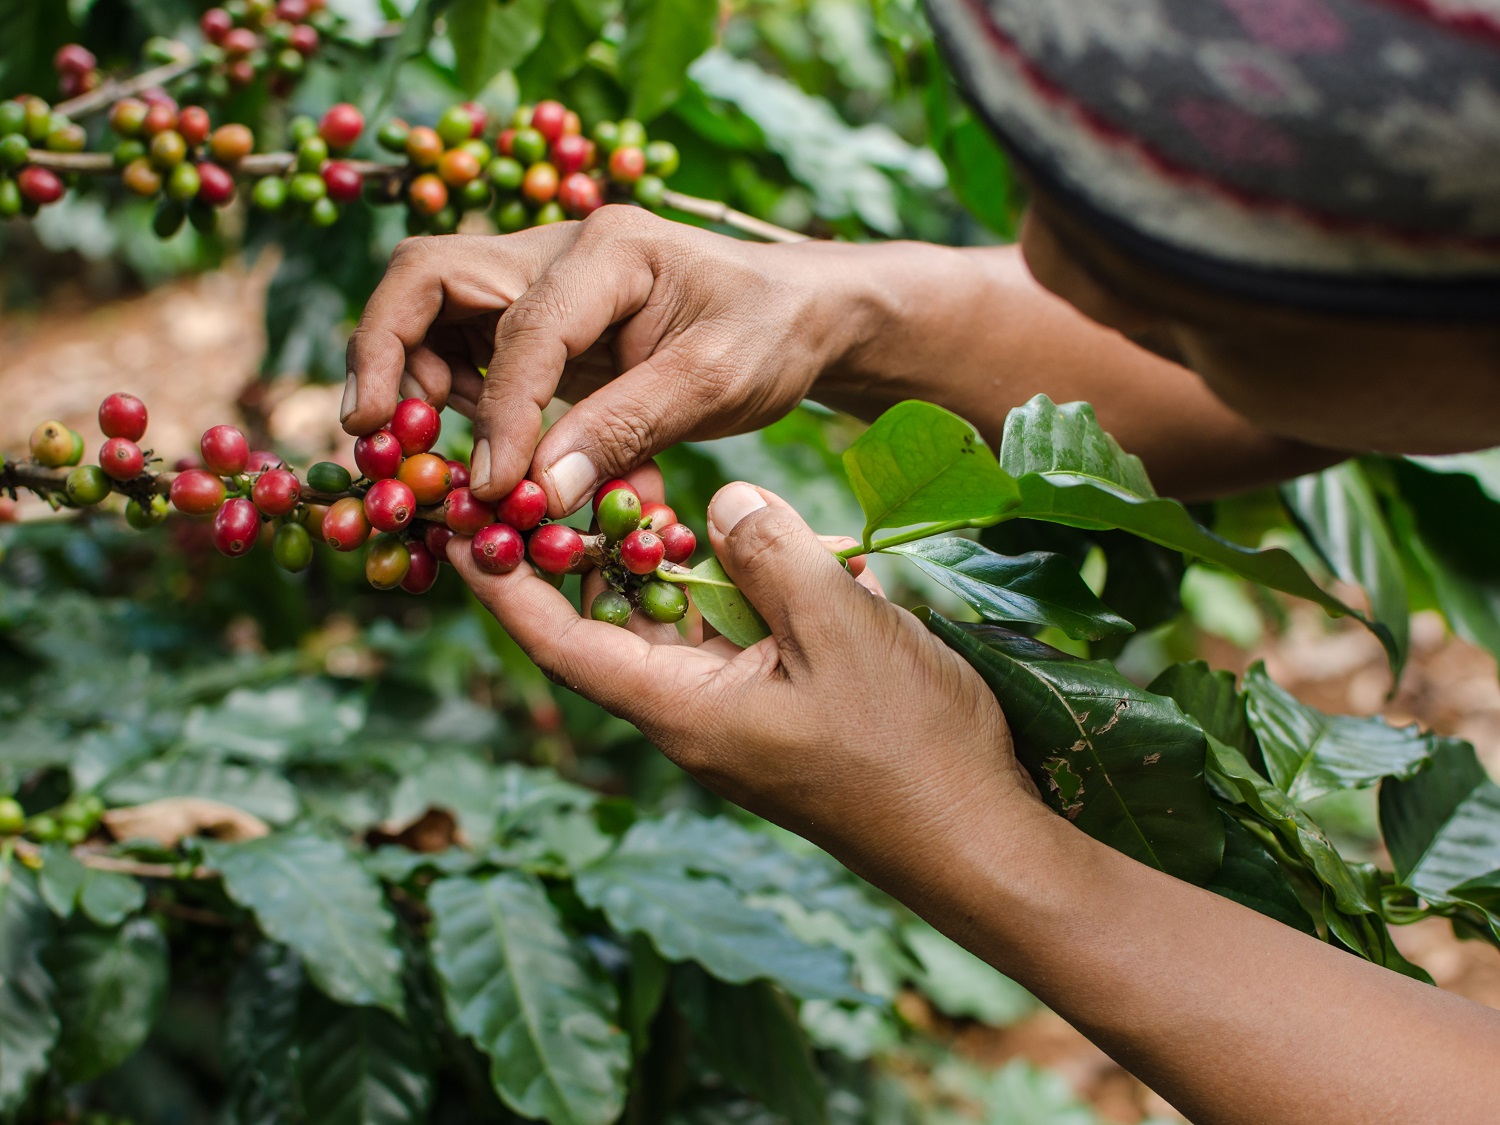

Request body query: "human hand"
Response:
[446, 478, 1040, 882]
[343, 208, 868, 513]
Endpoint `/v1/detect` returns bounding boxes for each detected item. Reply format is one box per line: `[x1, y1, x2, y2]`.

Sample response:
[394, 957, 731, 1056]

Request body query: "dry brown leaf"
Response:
[102, 798, 270, 848]
[369, 806, 464, 853]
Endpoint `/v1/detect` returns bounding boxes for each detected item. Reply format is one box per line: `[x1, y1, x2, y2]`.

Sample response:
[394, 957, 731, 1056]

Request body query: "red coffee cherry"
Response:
[353, 429, 402, 479]
[521, 162, 559, 206]
[405, 126, 443, 168]
[321, 496, 370, 551]
[319, 103, 364, 151]
[401, 540, 439, 594]
[222, 27, 258, 57]
[530, 100, 567, 145]
[528, 523, 585, 574]
[459, 101, 488, 137]
[141, 102, 177, 137]
[608, 146, 646, 184]
[289, 23, 319, 55]
[17, 167, 64, 205]
[552, 134, 592, 176]
[227, 59, 257, 87]
[54, 44, 97, 75]
[471, 522, 525, 574]
[276, 0, 310, 21]
[322, 161, 362, 203]
[363, 477, 416, 533]
[200, 424, 250, 475]
[496, 479, 547, 531]
[251, 468, 301, 516]
[445, 459, 470, 489]
[397, 452, 452, 505]
[365, 536, 411, 590]
[390, 397, 441, 455]
[178, 106, 211, 147]
[197, 161, 235, 205]
[98, 393, 148, 441]
[619, 528, 665, 574]
[423, 521, 456, 559]
[496, 128, 516, 157]
[209, 123, 254, 163]
[99, 437, 145, 481]
[213, 497, 261, 557]
[658, 522, 696, 564]
[443, 486, 494, 535]
[558, 172, 602, 218]
[246, 450, 285, 473]
[592, 478, 637, 513]
[437, 147, 481, 187]
[407, 174, 447, 216]
[170, 468, 227, 515]
[639, 502, 675, 528]
[201, 8, 234, 42]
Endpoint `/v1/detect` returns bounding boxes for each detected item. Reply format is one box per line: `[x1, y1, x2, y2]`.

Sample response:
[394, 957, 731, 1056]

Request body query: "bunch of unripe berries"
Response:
[0, 93, 88, 217]
[196, 0, 332, 97]
[374, 99, 680, 235]
[0, 792, 105, 847]
[11, 393, 696, 619]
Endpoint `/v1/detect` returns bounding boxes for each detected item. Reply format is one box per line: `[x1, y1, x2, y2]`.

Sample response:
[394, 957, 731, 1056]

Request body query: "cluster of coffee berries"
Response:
[373, 100, 680, 235]
[579, 479, 696, 627]
[0, 792, 105, 847]
[108, 92, 246, 234]
[248, 102, 364, 227]
[0, 95, 86, 216]
[198, 0, 330, 97]
[54, 43, 102, 99]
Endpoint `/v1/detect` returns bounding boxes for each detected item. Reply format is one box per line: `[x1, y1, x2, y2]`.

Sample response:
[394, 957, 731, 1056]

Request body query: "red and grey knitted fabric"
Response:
[924, 0, 1500, 317]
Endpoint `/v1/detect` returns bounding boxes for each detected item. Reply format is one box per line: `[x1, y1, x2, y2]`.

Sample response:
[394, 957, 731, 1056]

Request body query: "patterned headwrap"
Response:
[924, 0, 1500, 318]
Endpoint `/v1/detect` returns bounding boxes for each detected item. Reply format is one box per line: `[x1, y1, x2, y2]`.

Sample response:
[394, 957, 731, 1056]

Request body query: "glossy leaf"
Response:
[206, 831, 405, 1017]
[0, 865, 58, 1114]
[999, 396, 1154, 497]
[447, 0, 549, 94]
[1282, 461, 1408, 675]
[673, 557, 770, 649]
[621, 0, 717, 121]
[843, 400, 1017, 546]
[104, 754, 300, 824]
[77, 868, 146, 927]
[37, 843, 86, 918]
[1206, 814, 1316, 935]
[428, 872, 629, 1125]
[889, 539, 1132, 640]
[919, 613, 1223, 883]
[575, 817, 864, 1001]
[224, 943, 303, 1125]
[296, 991, 434, 1125]
[48, 917, 169, 1083]
[1243, 664, 1435, 803]
[1149, 661, 1260, 770]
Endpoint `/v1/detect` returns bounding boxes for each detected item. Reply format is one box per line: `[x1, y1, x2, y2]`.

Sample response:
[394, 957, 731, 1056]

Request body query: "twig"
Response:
[55, 56, 202, 119]
[13, 838, 213, 879]
[661, 189, 810, 243]
[148, 896, 234, 925]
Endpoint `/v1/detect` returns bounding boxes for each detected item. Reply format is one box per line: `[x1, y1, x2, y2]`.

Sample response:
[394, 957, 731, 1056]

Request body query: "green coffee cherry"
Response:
[590, 590, 632, 627]
[534, 201, 565, 225]
[64, 429, 85, 467]
[0, 133, 29, 169]
[0, 102, 24, 137]
[306, 461, 352, 493]
[60, 821, 88, 846]
[252, 175, 288, 211]
[166, 161, 201, 202]
[0, 177, 21, 218]
[644, 140, 679, 177]
[79, 794, 105, 821]
[510, 128, 546, 166]
[273, 521, 313, 572]
[376, 120, 410, 153]
[296, 134, 328, 172]
[288, 115, 318, 145]
[126, 494, 169, 530]
[591, 120, 620, 153]
[436, 105, 474, 148]
[27, 814, 59, 843]
[633, 175, 665, 209]
[616, 119, 647, 149]
[309, 196, 339, 226]
[639, 580, 688, 624]
[496, 198, 527, 232]
[460, 178, 491, 210]
[597, 487, 642, 542]
[0, 797, 24, 836]
[66, 465, 111, 505]
[113, 139, 147, 168]
[153, 201, 186, 238]
[487, 156, 523, 191]
[289, 171, 326, 204]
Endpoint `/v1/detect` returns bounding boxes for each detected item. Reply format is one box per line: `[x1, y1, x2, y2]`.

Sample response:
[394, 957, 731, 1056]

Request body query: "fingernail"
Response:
[339, 372, 358, 421]
[470, 439, 491, 491]
[399, 373, 423, 401]
[544, 451, 596, 512]
[709, 482, 765, 535]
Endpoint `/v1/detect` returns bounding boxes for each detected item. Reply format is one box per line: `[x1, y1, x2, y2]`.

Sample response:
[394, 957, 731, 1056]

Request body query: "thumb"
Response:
[707, 482, 868, 661]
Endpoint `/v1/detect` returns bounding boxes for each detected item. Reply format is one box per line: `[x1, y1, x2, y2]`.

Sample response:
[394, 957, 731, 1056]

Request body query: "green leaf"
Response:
[447, 0, 550, 94]
[48, 917, 169, 1083]
[37, 843, 87, 918]
[1206, 814, 1316, 935]
[1243, 664, 1435, 803]
[428, 872, 629, 1125]
[103, 754, 301, 826]
[77, 868, 146, 927]
[919, 613, 1223, 883]
[921, 43, 1015, 239]
[674, 557, 770, 649]
[674, 967, 827, 1125]
[999, 396, 1154, 497]
[1380, 739, 1500, 931]
[205, 831, 405, 1016]
[1148, 661, 1259, 769]
[374, 0, 451, 112]
[180, 683, 364, 763]
[620, 0, 716, 121]
[889, 540, 1132, 640]
[296, 991, 434, 1125]
[843, 400, 1018, 546]
[625, 934, 669, 1057]
[0, 864, 58, 1114]
[575, 818, 864, 1001]
[225, 943, 303, 1125]
[514, 0, 620, 100]
[1282, 461, 1408, 676]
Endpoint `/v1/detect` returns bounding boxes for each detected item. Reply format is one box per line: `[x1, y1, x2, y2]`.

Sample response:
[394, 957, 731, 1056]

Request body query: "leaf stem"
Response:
[836, 517, 997, 559]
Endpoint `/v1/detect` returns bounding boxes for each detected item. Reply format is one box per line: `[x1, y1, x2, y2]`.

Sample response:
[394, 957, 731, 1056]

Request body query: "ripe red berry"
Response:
[609, 146, 646, 184]
[592, 478, 637, 513]
[640, 502, 675, 528]
[178, 106, 211, 147]
[141, 102, 177, 137]
[170, 468, 227, 515]
[289, 23, 319, 55]
[407, 173, 447, 216]
[423, 521, 455, 559]
[251, 468, 301, 516]
[397, 452, 452, 505]
[54, 44, 97, 75]
[322, 160, 362, 203]
[98, 393, 148, 440]
[363, 477, 416, 533]
[98, 437, 144, 481]
[196, 162, 235, 205]
[442, 486, 493, 535]
[528, 523, 585, 574]
[353, 429, 402, 479]
[401, 540, 439, 594]
[201, 8, 233, 43]
[496, 479, 547, 531]
[213, 497, 261, 556]
[552, 134, 592, 176]
[445, 459, 469, 489]
[437, 147, 481, 187]
[222, 27, 258, 57]
[276, 0, 310, 21]
[496, 128, 516, 157]
[366, 536, 411, 590]
[319, 103, 364, 151]
[530, 100, 567, 145]
[558, 172, 602, 218]
[246, 450, 284, 473]
[390, 397, 441, 455]
[471, 522, 525, 574]
[521, 161, 559, 206]
[17, 167, 63, 205]
[200, 424, 250, 475]
[658, 522, 696, 564]
[562, 110, 582, 137]
[619, 528, 665, 575]
[321, 496, 370, 550]
[226, 59, 257, 88]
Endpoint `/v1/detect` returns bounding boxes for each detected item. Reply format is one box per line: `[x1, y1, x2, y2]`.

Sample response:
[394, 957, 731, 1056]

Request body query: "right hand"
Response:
[342, 206, 863, 511]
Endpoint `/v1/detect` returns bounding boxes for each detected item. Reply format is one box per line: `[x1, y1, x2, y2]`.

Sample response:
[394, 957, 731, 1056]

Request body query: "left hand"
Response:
[446, 477, 1041, 884]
